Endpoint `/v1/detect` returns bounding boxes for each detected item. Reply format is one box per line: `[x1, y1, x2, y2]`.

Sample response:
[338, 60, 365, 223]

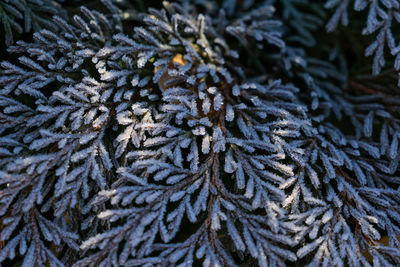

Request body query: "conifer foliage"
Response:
[0, 0, 400, 266]
[0, 0, 64, 45]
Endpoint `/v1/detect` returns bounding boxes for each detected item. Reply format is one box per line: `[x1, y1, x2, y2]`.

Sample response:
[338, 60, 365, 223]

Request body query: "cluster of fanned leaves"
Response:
[0, 0, 64, 45]
[0, 0, 400, 266]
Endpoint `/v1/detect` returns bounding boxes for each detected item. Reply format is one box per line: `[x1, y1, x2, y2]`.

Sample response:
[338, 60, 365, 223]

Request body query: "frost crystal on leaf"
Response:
[1, 0, 400, 266]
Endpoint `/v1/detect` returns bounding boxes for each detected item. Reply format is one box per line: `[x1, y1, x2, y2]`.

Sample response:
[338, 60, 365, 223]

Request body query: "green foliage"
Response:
[0, 0, 400, 266]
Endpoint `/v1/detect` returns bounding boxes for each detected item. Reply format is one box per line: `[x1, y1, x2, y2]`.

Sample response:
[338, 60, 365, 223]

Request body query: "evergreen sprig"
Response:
[0, 0, 399, 266]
